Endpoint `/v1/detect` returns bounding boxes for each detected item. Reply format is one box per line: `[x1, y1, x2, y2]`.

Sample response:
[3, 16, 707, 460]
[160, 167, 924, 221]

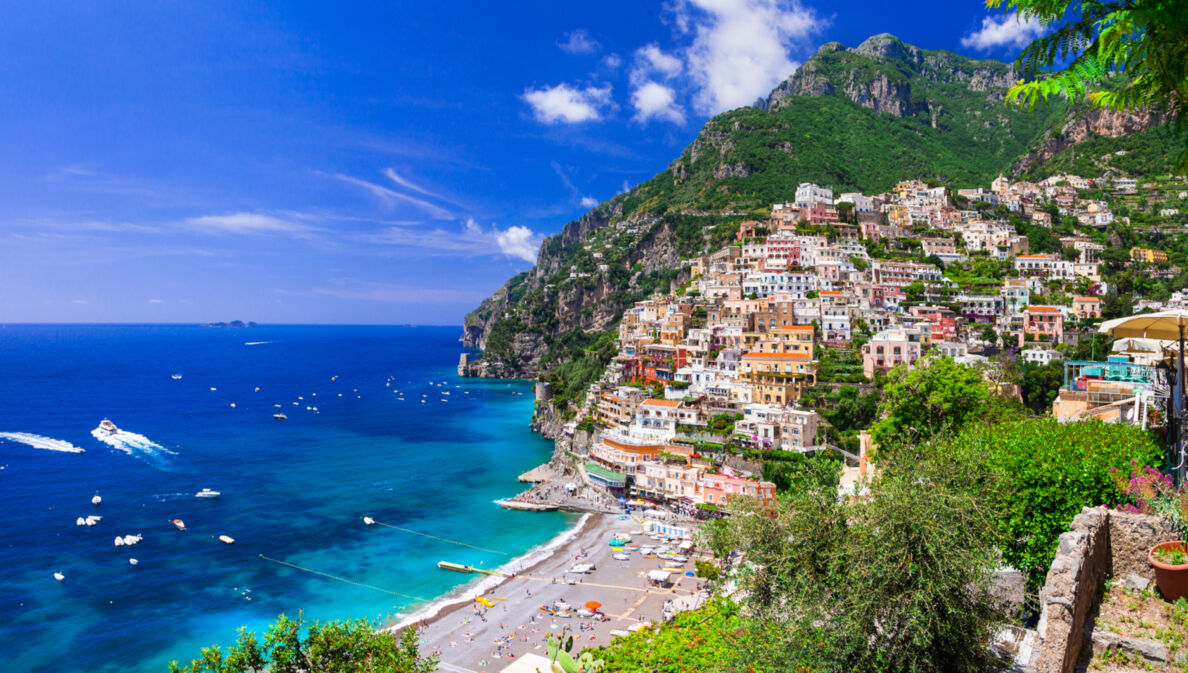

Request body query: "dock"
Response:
[496, 499, 560, 513]
[436, 560, 506, 576]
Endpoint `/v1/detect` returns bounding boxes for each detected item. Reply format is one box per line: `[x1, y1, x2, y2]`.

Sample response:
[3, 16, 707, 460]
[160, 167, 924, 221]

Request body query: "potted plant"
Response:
[1114, 462, 1188, 600]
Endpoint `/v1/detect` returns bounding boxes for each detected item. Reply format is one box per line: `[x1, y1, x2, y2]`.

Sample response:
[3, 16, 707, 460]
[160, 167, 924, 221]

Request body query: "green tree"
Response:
[718, 451, 1006, 673]
[872, 357, 1018, 455]
[1020, 359, 1065, 412]
[980, 325, 999, 344]
[168, 614, 436, 673]
[990, 0, 1188, 170]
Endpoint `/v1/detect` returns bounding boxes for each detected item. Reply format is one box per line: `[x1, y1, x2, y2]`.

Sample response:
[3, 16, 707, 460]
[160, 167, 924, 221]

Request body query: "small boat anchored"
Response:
[273, 413, 287, 420]
[92, 493, 102, 506]
[219, 535, 235, 545]
[54, 572, 64, 582]
[171, 374, 183, 380]
[196, 488, 220, 499]
[172, 519, 186, 531]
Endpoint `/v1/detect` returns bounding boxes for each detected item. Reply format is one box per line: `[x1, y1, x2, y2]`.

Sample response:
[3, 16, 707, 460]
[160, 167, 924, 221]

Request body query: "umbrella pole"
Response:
[1180, 325, 1186, 485]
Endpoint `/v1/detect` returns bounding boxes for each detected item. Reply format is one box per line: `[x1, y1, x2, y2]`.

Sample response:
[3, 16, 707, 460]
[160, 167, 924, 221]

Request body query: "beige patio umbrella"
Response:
[1100, 310, 1188, 480]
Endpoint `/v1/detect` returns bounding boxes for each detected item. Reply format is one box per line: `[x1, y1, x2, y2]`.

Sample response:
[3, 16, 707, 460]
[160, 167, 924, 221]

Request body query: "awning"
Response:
[648, 569, 671, 582]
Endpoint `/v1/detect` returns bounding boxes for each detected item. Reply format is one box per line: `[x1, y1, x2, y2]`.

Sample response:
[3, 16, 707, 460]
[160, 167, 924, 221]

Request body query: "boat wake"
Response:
[91, 426, 178, 466]
[243, 341, 271, 346]
[0, 432, 85, 453]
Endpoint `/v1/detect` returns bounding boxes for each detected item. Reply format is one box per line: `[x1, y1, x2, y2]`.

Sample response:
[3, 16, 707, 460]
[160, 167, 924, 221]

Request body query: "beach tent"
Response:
[648, 569, 671, 586]
[584, 601, 602, 610]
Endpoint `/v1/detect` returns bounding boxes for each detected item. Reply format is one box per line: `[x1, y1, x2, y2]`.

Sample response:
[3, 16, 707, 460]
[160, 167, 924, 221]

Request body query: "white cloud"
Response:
[330, 173, 454, 219]
[961, 12, 1046, 51]
[148, 299, 164, 304]
[382, 169, 450, 203]
[632, 82, 686, 124]
[580, 196, 599, 208]
[522, 83, 613, 123]
[495, 225, 541, 262]
[627, 44, 687, 124]
[674, 0, 826, 115]
[187, 212, 309, 234]
[634, 43, 684, 80]
[559, 30, 599, 54]
[359, 217, 542, 263]
[602, 53, 623, 69]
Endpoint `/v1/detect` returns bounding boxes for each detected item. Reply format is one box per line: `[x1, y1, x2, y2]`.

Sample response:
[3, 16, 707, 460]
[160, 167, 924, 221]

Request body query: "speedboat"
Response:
[196, 488, 220, 499]
[54, 572, 64, 582]
[97, 420, 118, 436]
[362, 516, 375, 525]
[171, 374, 183, 380]
[172, 519, 186, 531]
[273, 413, 287, 420]
[92, 493, 102, 506]
[219, 535, 235, 544]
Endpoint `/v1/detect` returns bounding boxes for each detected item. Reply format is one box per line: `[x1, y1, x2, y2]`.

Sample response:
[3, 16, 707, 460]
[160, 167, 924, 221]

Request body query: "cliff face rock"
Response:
[766, 33, 1014, 122]
[461, 209, 686, 380]
[1011, 107, 1166, 174]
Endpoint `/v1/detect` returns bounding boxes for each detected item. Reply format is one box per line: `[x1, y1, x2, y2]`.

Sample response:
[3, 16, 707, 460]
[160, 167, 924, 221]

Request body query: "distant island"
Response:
[201, 321, 258, 328]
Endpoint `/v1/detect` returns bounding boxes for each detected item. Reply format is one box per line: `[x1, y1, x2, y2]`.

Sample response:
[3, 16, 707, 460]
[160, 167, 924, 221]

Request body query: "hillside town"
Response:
[551, 173, 1187, 511]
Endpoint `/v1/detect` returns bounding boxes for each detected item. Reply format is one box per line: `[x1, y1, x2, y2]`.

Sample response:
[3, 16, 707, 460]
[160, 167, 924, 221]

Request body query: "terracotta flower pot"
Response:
[1149, 541, 1188, 601]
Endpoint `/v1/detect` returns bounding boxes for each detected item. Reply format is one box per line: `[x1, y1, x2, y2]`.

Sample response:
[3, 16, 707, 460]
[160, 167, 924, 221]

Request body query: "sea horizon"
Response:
[0, 324, 571, 673]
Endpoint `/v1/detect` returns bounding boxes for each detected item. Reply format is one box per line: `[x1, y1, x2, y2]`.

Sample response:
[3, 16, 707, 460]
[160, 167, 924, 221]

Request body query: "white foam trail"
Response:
[91, 428, 178, 458]
[244, 341, 271, 346]
[390, 514, 591, 631]
[0, 432, 85, 453]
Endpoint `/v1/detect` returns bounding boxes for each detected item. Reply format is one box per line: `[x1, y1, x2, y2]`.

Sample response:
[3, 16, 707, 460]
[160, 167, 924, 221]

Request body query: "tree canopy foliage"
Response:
[168, 614, 435, 673]
[990, 0, 1188, 170]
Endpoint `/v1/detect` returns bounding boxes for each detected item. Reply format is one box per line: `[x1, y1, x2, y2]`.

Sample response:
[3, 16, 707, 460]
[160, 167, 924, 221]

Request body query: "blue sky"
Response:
[0, 1, 1043, 324]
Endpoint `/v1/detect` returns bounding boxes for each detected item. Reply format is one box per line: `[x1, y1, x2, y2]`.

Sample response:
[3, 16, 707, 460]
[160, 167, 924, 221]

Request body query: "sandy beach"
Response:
[397, 512, 708, 673]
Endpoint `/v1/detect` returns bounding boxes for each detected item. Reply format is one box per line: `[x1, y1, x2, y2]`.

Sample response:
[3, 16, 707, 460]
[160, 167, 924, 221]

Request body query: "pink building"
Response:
[701, 471, 776, 508]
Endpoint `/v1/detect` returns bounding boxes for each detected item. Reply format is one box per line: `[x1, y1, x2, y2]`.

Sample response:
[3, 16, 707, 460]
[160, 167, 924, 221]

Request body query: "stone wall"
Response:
[1029, 507, 1178, 673]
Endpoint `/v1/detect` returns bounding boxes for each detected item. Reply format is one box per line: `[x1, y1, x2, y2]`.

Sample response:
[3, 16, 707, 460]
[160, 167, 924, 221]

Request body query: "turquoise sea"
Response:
[0, 324, 572, 673]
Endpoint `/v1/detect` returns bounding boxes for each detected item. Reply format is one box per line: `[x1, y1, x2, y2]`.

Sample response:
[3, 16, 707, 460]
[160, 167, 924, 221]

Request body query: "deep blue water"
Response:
[0, 324, 570, 673]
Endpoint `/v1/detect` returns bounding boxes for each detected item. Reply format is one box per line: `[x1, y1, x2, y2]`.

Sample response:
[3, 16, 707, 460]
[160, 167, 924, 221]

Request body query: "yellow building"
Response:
[1130, 247, 1169, 264]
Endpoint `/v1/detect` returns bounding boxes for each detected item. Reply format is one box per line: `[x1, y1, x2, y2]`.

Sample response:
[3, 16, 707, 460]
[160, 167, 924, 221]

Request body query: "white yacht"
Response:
[196, 488, 221, 499]
[97, 420, 118, 436]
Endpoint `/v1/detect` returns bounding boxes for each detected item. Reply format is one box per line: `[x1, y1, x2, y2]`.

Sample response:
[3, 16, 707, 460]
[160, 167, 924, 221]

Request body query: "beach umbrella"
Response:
[1100, 310, 1188, 480]
[584, 601, 601, 610]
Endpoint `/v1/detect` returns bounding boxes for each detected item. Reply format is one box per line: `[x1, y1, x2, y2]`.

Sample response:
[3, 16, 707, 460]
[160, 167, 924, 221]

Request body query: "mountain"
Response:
[460, 34, 1171, 404]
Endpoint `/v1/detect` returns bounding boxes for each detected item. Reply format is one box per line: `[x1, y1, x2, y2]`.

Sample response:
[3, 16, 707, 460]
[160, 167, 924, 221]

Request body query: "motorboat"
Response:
[114, 537, 124, 547]
[54, 572, 64, 582]
[92, 493, 102, 506]
[219, 535, 235, 544]
[229, 403, 236, 408]
[362, 516, 375, 525]
[210, 387, 217, 391]
[273, 413, 287, 420]
[97, 420, 118, 436]
[172, 519, 186, 531]
[122, 534, 142, 546]
[196, 488, 220, 498]
[85, 516, 101, 526]
[171, 374, 182, 380]
[129, 558, 139, 566]
[76, 517, 86, 526]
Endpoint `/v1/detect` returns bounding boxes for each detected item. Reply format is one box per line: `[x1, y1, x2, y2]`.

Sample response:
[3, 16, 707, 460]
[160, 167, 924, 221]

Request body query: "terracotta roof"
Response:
[642, 399, 681, 407]
[1074, 296, 1100, 302]
[774, 325, 814, 331]
[742, 352, 811, 360]
[1026, 306, 1060, 312]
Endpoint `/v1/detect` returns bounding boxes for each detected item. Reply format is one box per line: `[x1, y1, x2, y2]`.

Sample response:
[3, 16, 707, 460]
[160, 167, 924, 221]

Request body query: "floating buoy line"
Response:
[367, 519, 509, 556]
[258, 554, 428, 601]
